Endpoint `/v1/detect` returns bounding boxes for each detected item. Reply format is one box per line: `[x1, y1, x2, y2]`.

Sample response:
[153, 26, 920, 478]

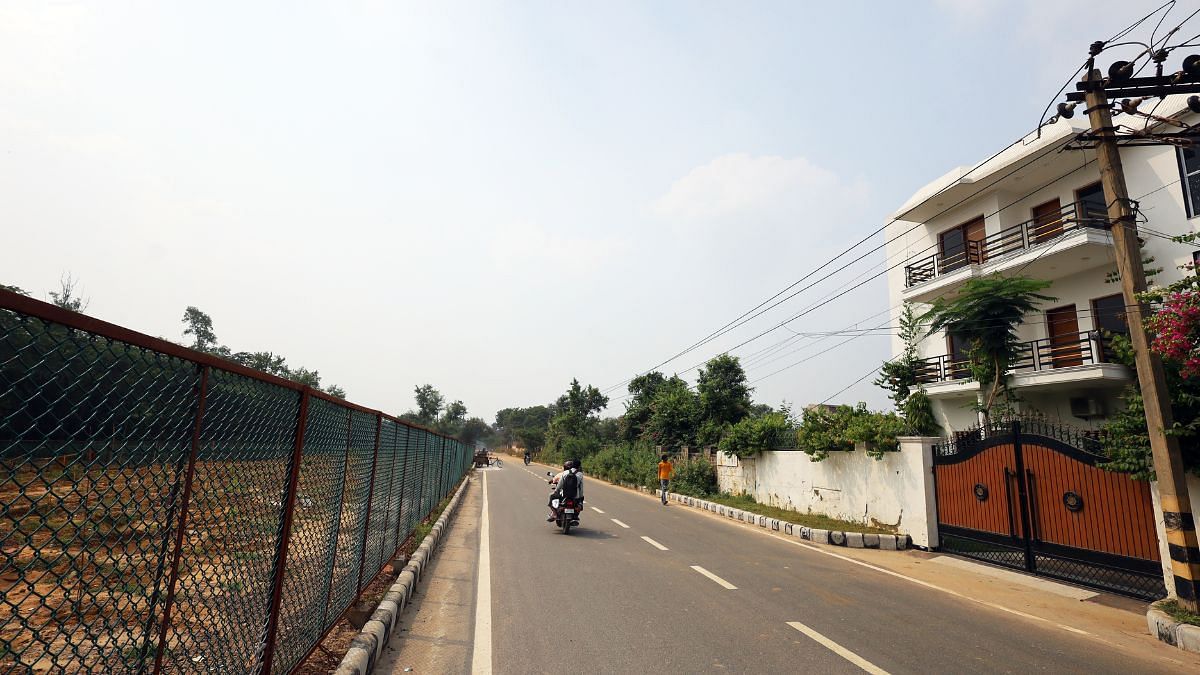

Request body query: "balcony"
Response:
[902, 202, 1113, 303]
[916, 331, 1132, 396]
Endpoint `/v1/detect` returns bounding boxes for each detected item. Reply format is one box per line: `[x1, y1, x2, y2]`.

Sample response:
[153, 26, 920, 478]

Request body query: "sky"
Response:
[1, 0, 1153, 421]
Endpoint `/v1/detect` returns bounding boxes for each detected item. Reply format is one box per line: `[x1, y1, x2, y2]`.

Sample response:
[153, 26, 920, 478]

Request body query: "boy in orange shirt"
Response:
[657, 454, 673, 506]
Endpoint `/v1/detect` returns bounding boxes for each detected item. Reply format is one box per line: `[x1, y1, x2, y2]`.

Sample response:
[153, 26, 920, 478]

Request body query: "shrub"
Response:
[672, 457, 718, 497]
[796, 403, 906, 461]
[718, 412, 792, 458]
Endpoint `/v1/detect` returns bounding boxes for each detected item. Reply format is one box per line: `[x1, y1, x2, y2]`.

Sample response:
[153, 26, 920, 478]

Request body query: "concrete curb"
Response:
[658, 489, 911, 551]
[333, 474, 473, 675]
[1148, 606, 1200, 653]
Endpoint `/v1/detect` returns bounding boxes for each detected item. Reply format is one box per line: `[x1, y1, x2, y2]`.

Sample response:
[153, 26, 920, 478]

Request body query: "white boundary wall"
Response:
[715, 437, 940, 548]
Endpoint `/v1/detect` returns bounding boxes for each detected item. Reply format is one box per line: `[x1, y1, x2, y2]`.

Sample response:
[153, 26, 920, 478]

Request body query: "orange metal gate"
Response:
[933, 421, 1165, 600]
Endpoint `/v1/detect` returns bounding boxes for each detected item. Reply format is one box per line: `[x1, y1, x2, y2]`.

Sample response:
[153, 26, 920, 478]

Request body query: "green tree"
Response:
[621, 372, 667, 441]
[181, 306, 220, 353]
[459, 417, 491, 446]
[49, 273, 89, 313]
[644, 376, 700, 451]
[875, 305, 923, 409]
[414, 384, 444, 425]
[920, 275, 1054, 424]
[696, 355, 752, 429]
[443, 400, 468, 425]
[324, 384, 347, 399]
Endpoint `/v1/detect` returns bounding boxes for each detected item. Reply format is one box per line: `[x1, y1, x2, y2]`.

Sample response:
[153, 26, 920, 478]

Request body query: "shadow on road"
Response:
[543, 527, 618, 540]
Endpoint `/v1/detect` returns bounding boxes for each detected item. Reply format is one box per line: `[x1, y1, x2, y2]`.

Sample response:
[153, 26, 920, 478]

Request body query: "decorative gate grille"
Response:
[933, 420, 1166, 600]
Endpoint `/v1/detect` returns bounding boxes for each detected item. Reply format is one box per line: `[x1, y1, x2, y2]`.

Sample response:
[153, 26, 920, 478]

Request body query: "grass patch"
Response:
[700, 492, 896, 535]
[1156, 599, 1200, 627]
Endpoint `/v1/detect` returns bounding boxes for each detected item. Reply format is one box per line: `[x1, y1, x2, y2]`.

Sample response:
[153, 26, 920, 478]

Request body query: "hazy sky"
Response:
[2, 0, 1144, 421]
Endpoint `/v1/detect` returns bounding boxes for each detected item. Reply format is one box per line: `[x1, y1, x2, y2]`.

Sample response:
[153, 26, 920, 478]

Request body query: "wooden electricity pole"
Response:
[1083, 68, 1200, 609]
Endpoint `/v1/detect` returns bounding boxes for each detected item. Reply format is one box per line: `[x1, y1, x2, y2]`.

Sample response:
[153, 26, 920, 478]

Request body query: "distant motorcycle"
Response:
[524, 453, 531, 466]
[547, 471, 581, 534]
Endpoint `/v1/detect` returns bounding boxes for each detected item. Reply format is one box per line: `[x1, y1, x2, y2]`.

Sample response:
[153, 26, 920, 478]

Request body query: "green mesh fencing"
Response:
[0, 294, 471, 674]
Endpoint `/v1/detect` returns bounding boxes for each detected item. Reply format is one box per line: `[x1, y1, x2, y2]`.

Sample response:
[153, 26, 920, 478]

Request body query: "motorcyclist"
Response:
[547, 459, 584, 522]
[524, 449, 531, 465]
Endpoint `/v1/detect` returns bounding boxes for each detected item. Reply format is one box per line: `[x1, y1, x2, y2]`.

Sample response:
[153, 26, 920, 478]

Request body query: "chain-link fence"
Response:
[0, 290, 473, 674]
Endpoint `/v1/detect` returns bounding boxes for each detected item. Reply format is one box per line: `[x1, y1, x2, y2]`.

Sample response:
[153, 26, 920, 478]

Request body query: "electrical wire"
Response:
[601, 128, 1089, 395]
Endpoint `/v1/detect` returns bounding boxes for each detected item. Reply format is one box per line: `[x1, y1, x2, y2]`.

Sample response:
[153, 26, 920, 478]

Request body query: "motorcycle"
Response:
[547, 472, 580, 534]
[524, 453, 531, 466]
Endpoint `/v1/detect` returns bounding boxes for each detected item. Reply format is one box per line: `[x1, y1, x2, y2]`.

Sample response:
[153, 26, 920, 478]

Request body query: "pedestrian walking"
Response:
[657, 454, 673, 505]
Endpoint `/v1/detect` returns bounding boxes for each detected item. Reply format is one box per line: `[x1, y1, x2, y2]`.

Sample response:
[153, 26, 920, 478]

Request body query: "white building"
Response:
[885, 105, 1200, 434]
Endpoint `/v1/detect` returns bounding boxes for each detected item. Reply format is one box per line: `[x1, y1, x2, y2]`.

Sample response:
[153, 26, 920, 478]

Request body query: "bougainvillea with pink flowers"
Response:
[1146, 290, 1200, 378]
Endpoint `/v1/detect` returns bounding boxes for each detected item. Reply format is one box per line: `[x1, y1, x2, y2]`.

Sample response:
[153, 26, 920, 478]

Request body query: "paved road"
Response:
[474, 462, 1184, 675]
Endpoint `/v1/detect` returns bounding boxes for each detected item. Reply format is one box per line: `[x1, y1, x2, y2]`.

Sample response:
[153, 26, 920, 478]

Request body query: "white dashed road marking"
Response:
[591, 507, 605, 514]
[690, 565, 736, 589]
[787, 621, 889, 675]
[611, 519, 630, 529]
[640, 536, 669, 551]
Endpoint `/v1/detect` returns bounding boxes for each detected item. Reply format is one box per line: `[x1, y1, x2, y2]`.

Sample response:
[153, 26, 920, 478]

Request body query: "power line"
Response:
[602, 128, 1089, 395]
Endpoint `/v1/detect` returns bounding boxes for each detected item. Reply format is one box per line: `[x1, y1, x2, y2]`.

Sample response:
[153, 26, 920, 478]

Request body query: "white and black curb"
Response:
[660, 489, 911, 551]
[333, 474, 473, 675]
[1148, 605, 1200, 653]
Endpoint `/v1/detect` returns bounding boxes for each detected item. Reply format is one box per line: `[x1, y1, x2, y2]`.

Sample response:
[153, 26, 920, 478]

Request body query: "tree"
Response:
[324, 384, 346, 399]
[182, 306, 221, 354]
[495, 405, 554, 451]
[621, 372, 667, 441]
[459, 417, 491, 446]
[920, 275, 1054, 424]
[644, 376, 700, 450]
[875, 305, 939, 436]
[1, 284, 30, 296]
[288, 366, 322, 388]
[49, 273, 89, 313]
[696, 355, 752, 429]
[414, 384, 444, 425]
[443, 400, 468, 425]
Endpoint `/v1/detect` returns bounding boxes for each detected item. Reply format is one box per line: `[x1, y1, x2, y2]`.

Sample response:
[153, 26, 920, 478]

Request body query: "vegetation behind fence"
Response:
[0, 290, 472, 674]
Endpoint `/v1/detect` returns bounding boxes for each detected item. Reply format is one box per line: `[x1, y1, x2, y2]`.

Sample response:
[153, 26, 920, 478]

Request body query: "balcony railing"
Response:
[904, 201, 1109, 288]
[915, 330, 1120, 385]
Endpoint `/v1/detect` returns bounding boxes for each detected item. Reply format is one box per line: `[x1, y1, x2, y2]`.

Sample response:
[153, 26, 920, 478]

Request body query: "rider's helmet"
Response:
[567, 458, 581, 471]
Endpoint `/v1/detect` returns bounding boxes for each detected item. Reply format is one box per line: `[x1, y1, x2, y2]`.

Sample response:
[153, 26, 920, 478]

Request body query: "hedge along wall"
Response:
[714, 437, 939, 548]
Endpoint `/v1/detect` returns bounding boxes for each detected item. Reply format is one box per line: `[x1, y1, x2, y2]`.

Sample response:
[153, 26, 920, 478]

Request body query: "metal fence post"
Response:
[152, 365, 210, 674]
[355, 415, 383, 592]
[259, 388, 312, 675]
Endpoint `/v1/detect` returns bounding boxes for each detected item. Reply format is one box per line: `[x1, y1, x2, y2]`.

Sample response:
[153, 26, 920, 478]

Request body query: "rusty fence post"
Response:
[258, 387, 312, 675]
[152, 365, 210, 675]
[355, 415, 383, 592]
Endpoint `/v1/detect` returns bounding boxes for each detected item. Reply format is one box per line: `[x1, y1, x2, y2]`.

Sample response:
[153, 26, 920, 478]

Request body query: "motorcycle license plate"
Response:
[563, 508, 574, 513]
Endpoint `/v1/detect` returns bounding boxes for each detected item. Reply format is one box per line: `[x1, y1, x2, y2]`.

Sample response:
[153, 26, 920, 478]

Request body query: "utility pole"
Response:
[1082, 68, 1200, 610]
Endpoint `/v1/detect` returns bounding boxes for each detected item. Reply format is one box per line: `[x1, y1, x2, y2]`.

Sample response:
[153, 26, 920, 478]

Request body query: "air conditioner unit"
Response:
[1070, 397, 1104, 419]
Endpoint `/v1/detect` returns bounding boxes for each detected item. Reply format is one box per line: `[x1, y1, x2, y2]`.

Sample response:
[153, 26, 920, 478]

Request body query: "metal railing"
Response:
[0, 290, 472, 674]
[904, 201, 1110, 287]
[915, 330, 1118, 385]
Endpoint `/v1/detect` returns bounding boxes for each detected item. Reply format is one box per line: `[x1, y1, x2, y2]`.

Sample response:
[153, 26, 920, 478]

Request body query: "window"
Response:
[938, 216, 985, 272]
[1178, 146, 1200, 218]
[1076, 182, 1106, 223]
[1091, 294, 1128, 363]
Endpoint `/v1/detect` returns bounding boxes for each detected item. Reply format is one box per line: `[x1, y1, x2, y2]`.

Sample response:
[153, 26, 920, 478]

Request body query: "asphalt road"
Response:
[482, 462, 1180, 674]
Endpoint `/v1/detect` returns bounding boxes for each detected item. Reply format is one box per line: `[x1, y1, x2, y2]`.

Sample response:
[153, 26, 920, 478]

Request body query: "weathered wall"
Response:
[715, 438, 939, 548]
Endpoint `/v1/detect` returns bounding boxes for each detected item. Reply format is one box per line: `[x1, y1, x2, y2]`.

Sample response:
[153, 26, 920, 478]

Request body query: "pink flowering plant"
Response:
[1147, 290, 1200, 378]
